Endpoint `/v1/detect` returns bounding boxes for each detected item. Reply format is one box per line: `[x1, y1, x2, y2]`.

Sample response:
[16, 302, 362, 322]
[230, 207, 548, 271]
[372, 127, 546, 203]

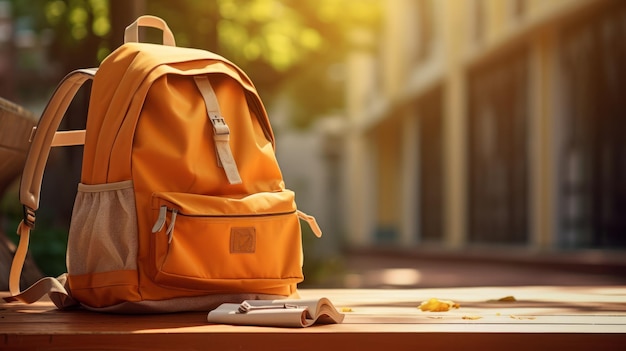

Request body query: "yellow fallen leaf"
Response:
[418, 298, 460, 312]
[487, 295, 517, 303]
[498, 296, 517, 302]
[340, 307, 353, 312]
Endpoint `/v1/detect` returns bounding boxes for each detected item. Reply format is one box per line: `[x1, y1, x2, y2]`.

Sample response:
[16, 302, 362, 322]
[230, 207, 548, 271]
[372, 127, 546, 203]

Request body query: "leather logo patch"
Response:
[230, 227, 256, 253]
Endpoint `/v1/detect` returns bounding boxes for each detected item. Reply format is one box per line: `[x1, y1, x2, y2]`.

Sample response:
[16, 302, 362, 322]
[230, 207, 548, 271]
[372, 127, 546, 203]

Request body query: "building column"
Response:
[344, 38, 377, 247]
[400, 111, 419, 246]
[442, 0, 467, 248]
[529, 28, 558, 249]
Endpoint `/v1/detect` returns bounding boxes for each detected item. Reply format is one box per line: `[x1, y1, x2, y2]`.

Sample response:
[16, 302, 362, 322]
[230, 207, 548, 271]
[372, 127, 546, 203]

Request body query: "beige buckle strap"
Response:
[193, 75, 242, 185]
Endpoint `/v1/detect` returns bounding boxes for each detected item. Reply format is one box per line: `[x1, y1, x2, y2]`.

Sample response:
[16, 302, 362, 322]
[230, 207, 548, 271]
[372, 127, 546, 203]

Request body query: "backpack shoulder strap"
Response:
[20, 68, 96, 214]
[5, 68, 95, 305]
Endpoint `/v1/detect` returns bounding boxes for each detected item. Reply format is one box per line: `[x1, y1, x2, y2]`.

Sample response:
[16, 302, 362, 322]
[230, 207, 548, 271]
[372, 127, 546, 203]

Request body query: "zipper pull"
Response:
[152, 206, 167, 233]
[297, 210, 322, 238]
[165, 209, 178, 244]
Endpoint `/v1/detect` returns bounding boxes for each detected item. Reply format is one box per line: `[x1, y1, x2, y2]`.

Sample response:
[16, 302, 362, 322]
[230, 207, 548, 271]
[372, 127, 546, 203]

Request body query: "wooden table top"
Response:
[2, 286, 625, 350]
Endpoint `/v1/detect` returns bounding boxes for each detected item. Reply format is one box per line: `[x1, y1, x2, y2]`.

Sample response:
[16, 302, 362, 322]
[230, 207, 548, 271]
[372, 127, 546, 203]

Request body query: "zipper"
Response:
[151, 204, 296, 243]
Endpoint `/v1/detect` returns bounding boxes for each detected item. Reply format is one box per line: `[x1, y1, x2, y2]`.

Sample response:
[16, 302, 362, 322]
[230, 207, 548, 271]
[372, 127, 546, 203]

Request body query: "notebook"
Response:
[207, 297, 345, 328]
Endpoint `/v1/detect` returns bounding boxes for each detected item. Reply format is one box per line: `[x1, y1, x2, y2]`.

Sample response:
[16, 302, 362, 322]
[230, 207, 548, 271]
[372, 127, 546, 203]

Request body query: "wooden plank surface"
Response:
[1, 286, 625, 350]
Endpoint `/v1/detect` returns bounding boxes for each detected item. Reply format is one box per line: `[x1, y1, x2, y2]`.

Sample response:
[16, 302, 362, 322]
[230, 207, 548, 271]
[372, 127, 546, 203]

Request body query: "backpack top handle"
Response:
[124, 15, 176, 46]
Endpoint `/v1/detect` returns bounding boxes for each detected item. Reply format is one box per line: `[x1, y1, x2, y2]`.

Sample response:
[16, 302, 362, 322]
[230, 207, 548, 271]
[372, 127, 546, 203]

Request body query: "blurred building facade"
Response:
[342, 0, 626, 250]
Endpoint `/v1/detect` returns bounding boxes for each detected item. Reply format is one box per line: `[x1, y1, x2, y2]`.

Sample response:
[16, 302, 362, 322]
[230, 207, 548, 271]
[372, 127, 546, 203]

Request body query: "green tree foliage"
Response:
[30, 0, 380, 127]
[38, 0, 111, 68]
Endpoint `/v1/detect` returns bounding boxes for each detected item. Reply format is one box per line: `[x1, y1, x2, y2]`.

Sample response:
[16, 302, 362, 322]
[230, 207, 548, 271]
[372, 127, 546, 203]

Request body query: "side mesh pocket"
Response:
[68, 180, 138, 275]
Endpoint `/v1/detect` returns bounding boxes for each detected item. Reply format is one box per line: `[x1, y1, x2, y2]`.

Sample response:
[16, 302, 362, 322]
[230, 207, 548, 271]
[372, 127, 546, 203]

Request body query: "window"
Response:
[557, 2, 626, 248]
[467, 48, 529, 244]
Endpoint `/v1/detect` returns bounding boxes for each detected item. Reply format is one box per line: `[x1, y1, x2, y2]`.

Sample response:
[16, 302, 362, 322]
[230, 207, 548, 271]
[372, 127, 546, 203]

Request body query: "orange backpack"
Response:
[5, 16, 321, 313]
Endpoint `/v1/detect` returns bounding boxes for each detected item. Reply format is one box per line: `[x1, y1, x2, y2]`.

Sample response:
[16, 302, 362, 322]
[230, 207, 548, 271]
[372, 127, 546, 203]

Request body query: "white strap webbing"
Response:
[193, 76, 242, 185]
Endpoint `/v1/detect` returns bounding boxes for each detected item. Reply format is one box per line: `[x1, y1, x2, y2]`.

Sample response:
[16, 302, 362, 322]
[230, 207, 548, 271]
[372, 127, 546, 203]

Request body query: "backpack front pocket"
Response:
[149, 190, 304, 293]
